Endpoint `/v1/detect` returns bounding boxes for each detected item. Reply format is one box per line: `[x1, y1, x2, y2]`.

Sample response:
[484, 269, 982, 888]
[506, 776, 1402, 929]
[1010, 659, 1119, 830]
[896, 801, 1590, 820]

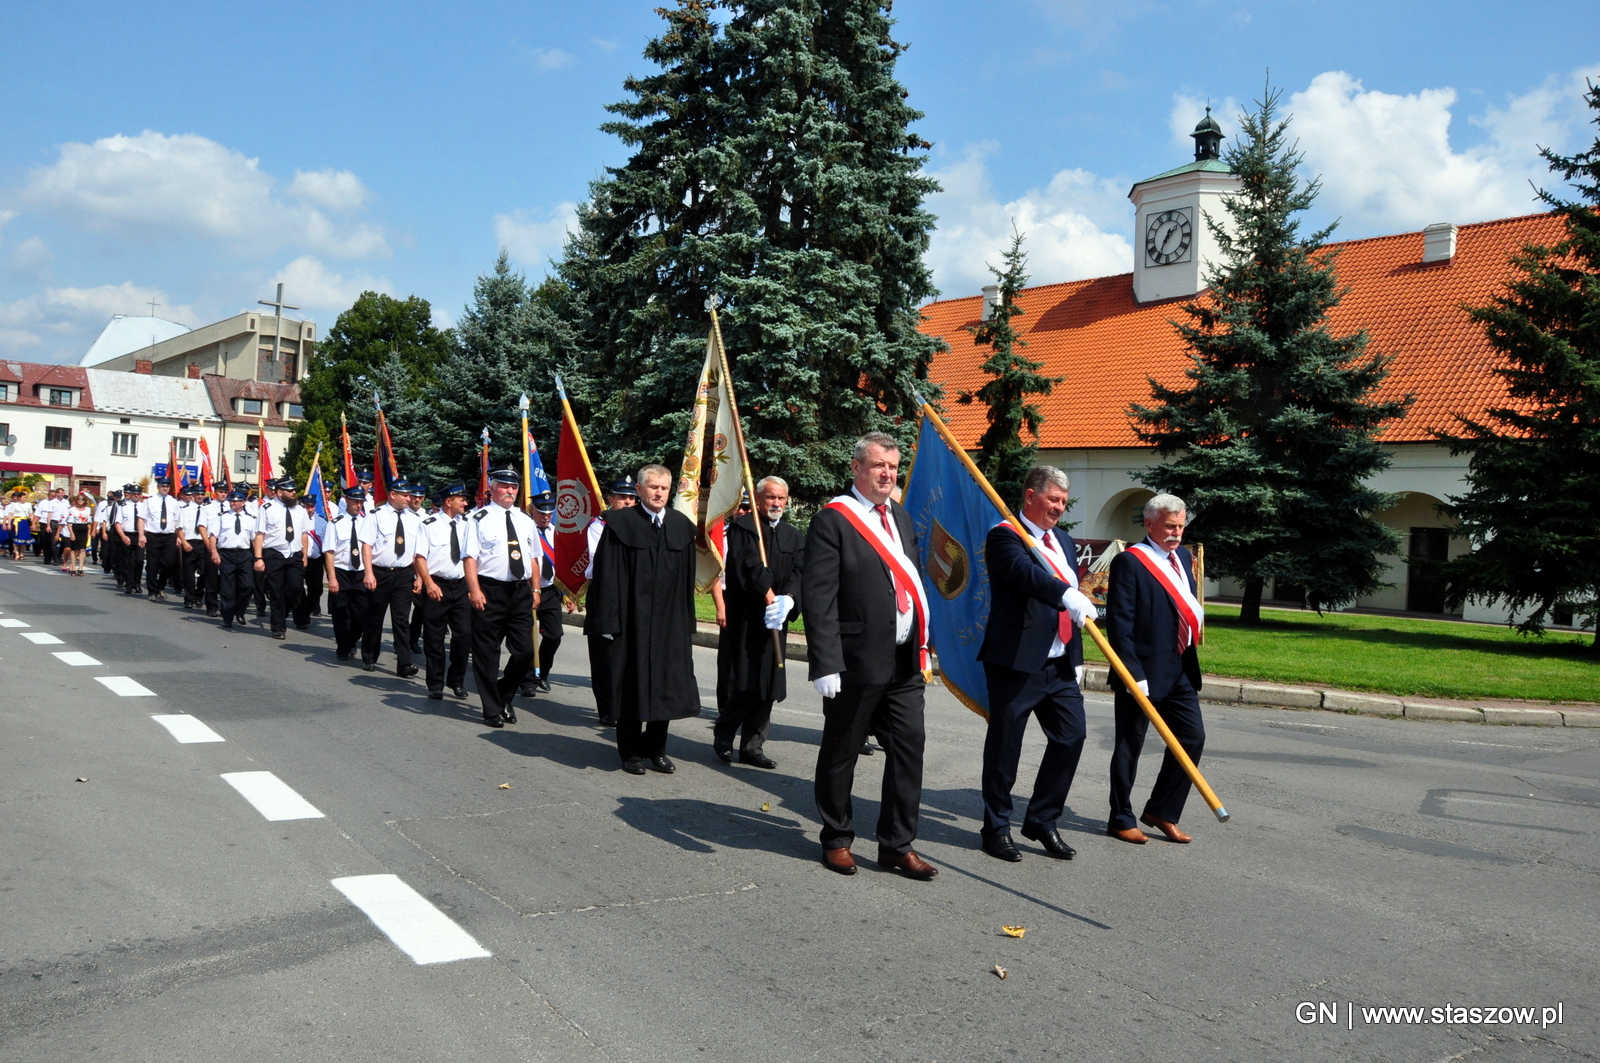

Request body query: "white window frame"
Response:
[238, 398, 265, 416]
[111, 432, 139, 456]
[173, 437, 197, 462]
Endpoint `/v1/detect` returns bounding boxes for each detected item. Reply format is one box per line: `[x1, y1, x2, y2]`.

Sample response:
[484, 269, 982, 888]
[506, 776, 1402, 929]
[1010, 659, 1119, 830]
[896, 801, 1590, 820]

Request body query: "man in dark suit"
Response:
[976, 466, 1099, 862]
[1105, 493, 1206, 845]
[714, 475, 803, 769]
[803, 432, 937, 881]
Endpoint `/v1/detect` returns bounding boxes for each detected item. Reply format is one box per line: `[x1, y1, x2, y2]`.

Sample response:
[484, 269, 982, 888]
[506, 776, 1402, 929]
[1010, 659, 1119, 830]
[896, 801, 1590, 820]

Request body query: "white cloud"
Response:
[522, 46, 576, 70]
[0, 210, 15, 239]
[287, 168, 369, 212]
[924, 145, 1134, 297]
[17, 131, 388, 259]
[0, 280, 199, 357]
[9, 235, 53, 278]
[591, 37, 620, 52]
[495, 204, 578, 269]
[1169, 94, 1243, 153]
[264, 255, 390, 314]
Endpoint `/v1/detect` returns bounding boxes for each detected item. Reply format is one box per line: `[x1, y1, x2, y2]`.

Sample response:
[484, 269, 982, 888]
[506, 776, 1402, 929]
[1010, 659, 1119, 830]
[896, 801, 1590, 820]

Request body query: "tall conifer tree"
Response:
[959, 229, 1060, 510]
[558, 0, 942, 503]
[1132, 88, 1412, 623]
[1440, 83, 1600, 648]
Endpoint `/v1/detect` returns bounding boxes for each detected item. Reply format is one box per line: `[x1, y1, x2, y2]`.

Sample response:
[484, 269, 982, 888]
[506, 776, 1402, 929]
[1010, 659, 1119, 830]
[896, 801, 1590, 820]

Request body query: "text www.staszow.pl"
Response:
[1298, 1002, 1564, 1029]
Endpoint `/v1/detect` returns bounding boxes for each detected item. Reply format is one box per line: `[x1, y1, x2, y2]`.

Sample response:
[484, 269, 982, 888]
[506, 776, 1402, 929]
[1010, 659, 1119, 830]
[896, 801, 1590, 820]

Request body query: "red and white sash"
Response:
[997, 520, 1080, 642]
[1128, 541, 1204, 652]
[825, 497, 930, 671]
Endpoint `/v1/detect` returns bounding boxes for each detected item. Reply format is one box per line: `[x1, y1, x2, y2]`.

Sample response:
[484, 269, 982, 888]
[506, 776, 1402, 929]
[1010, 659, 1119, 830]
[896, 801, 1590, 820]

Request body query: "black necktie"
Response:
[450, 519, 460, 565]
[234, 513, 242, 535]
[160, 499, 168, 530]
[283, 505, 295, 546]
[393, 512, 405, 554]
[506, 511, 525, 579]
[350, 521, 360, 568]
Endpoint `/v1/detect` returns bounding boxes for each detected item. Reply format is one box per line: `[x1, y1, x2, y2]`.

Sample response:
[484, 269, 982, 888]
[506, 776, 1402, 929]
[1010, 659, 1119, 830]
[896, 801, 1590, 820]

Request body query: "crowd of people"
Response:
[7, 430, 1209, 879]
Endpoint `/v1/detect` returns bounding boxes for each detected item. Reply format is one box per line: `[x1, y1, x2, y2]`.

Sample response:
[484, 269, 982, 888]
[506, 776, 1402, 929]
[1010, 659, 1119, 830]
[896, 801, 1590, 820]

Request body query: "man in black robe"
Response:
[714, 475, 803, 769]
[586, 463, 701, 775]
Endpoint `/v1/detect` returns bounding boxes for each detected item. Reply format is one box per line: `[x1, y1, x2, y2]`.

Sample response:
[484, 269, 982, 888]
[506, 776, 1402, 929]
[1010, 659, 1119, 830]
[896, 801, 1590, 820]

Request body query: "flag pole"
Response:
[706, 297, 784, 671]
[911, 393, 1228, 823]
[553, 375, 603, 501]
[256, 418, 267, 498]
[520, 393, 540, 679]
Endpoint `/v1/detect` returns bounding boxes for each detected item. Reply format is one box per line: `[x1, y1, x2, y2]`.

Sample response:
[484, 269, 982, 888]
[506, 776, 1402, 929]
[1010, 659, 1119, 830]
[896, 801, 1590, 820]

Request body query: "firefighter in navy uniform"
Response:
[358, 479, 421, 676]
[323, 486, 370, 660]
[413, 483, 473, 700]
[252, 476, 307, 640]
[207, 486, 256, 629]
[462, 468, 540, 728]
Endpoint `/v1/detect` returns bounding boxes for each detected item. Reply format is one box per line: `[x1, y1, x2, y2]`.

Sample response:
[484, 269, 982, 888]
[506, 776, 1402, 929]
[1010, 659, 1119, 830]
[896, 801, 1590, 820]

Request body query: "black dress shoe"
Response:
[271, 631, 286, 640]
[859, 743, 875, 756]
[648, 755, 676, 774]
[206, 607, 219, 617]
[621, 758, 646, 775]
[363, 663, 376, 672]
[336, 651, 351, 660]
[535, 677, 551, 693]
[739, 751, 778, 769]
[1020, 824, 1077, 860]
[713, 741, 734, 764]
[518, 683, 537, 698]
[483, 714, 504, 728]
[451, 686, 467, 699]
[427, 690, 444, 700]
[397, 665, 419, 679]
[982, 833, 1023, 862]
[502, 707, 517, 724]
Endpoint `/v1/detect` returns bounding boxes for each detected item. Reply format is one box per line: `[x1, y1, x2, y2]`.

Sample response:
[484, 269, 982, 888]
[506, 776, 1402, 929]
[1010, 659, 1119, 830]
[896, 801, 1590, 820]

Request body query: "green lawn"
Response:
[1084, 604, 1598, 704]
[695, 592, 807, 633]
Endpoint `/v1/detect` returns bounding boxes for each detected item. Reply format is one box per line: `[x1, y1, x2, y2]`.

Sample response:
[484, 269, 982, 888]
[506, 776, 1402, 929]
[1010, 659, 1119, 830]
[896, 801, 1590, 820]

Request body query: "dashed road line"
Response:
[52, 650, 102, 666]
[221, 771, 325, 821]
[20, 632, 64, 644]
[332, 874, 491, 965]
[95, 675, 157, 697]
[0, 618, 28, 627]
[151, 714, 225, 744]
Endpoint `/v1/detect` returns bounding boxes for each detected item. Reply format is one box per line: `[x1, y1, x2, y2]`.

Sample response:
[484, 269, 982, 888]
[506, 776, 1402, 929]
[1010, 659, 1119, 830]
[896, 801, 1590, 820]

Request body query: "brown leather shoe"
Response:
[877, 849, 938, 880]
[1140, 814, 1192, 843]
[1108, 826, 1148, 844]
[822, 847, 857, 875]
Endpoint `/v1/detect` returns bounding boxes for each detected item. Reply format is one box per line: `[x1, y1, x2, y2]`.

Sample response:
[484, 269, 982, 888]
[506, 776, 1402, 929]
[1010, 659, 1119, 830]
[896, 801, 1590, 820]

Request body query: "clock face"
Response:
[1145, 208, 1193, 266]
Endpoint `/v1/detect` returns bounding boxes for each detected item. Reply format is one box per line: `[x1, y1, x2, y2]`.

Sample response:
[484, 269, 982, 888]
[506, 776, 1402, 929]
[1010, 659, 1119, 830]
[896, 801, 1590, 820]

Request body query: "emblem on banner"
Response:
[926, 519, 970, 600]
[555, 477, 592, 536]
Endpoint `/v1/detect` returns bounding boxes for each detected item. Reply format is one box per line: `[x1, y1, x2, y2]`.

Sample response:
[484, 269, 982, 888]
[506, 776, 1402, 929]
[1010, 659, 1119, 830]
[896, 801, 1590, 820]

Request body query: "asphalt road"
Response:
[2, 560, 1597, 1062]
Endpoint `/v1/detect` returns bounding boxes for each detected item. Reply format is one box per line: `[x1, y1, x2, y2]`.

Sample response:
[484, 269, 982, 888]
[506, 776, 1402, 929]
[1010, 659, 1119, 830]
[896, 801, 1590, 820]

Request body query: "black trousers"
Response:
[536, 588, 563, 677]
[714, 693, 773, 755]
[617, 719, 670, 761]
[1108, 675, 1205, 831]
[39, 527, 55, 564]
[262, 552, 304, 634]
[101, 533, 117, 573]
[981, 657, 1086, 838]
[298, 559, 323, 624]
[410, 587, 426, 653]
[471, 577, 534, 720]
[422, 576, 471, 692]
[117, 534, 144, 592]
[198, 549, 219, 609]
[814, 648, 926, 855]
[327, 568, 369, 654]
[217, 548, 253, 623]
[587, 629, 618, 724]
[363, 566, 415, 669]
[181, 539, 206, 603]
[144, 532, 180, 594]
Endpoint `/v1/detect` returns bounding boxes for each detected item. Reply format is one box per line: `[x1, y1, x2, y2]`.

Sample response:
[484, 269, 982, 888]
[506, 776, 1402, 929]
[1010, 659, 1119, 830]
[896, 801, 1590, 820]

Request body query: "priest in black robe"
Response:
[714, 476, 803, 769]
[586, 463, 701, 774]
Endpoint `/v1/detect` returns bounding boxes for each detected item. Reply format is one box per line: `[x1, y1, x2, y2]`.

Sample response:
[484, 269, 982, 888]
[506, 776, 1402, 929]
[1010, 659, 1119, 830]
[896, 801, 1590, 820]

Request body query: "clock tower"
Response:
[1129, 108, 1242, 303]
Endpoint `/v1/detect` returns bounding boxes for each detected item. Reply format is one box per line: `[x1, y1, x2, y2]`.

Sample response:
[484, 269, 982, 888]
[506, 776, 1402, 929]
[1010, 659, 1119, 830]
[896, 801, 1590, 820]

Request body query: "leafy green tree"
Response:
[958, 228, 1061, 511]
[1440, 82, 1600, 648]
[1132, 87, 1412, 623]
[285, 418, 333, 490]
[557, 0, 943, 503]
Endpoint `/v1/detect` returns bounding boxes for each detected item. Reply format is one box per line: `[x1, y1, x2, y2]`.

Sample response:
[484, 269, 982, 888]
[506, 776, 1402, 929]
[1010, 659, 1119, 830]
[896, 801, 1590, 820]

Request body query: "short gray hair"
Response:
[1143, 493, 1187, 521]
[852, 431, 900, 463]
[755, 475, 788, 494]
[1022, 465, 1069, 495]
[638, 463, 673, 485]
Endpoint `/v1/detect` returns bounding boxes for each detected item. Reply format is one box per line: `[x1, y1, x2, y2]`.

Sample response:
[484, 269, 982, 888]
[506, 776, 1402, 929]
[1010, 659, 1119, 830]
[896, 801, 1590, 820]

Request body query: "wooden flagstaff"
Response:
[706, 296, 783, 671]
[911, 393, 1228, 823]
[519, 394, 541, 676]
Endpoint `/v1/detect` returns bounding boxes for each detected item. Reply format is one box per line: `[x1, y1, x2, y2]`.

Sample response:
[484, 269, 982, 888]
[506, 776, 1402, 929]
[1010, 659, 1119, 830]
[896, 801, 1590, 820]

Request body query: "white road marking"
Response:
[52, 651, 102, 666]
[1443, 796, 1540, 809]
[95, 676, 157, 697]
[331, 874, 491, 965]
[221, 771, 325, 821]
[21, 632, 64, 645]
[0, 618, 29, 627]
[0, 567, 14, 574]
[151, 714, 225, 744]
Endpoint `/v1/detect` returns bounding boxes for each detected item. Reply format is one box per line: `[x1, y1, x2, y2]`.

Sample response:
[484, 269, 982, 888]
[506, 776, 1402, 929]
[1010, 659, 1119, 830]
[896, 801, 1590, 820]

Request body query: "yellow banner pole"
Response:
[911, 393, 1228, 823]
[520, 393, 540, 678]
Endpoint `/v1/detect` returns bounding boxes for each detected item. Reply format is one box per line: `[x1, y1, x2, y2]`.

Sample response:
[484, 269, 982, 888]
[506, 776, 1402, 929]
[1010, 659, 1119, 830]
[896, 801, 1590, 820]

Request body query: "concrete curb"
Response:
[566, 615, 1599, 729]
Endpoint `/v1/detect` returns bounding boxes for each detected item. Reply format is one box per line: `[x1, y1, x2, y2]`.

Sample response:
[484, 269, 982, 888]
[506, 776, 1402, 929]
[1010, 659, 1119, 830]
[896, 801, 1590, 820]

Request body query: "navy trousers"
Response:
[981, 656, 1086, 838]
[1108, 675, 1205, 831]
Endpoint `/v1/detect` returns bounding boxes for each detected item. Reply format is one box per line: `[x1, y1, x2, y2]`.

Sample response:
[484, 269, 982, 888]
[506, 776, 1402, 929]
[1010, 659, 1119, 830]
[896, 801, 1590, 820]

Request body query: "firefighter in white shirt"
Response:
[205, 486, 256, 628]
[463, 468, 541, 727]
[358, 478, 422, 676]
[252, 476, 307, 639]
[323, 486, 371, 659]
[413, 483, 473, 700]
[177, 484, 208, 609]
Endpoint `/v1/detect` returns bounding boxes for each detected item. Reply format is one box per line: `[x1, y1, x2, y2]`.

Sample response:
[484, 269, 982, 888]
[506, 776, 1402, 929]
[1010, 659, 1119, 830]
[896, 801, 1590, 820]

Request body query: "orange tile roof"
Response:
[920, 212, 1567, 449]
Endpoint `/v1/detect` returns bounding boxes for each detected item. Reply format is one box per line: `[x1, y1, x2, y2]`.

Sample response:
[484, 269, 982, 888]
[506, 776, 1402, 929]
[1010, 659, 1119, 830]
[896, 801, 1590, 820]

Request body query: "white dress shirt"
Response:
[114, 499, 141, 533]
[179, 500, 205, 540]
[210, 506, 255, 550]
[416, 513, 467, 580]
[583, 515, 606, 579]
[840, 486, 915, 645]
[138, 494, 180, 533]
[464, 503, 540, 582]
[360, 504, 419, 568]
[325, 512, 369, 571]
[255, 499, 305, 558]
[1021, 514, 1072, 659]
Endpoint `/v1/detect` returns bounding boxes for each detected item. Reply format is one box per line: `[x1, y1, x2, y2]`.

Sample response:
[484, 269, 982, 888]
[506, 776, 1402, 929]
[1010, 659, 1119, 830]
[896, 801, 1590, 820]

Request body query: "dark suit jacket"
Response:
[1105, 543, 1203, 701]
[977, 523, 1084, 674]
[802, 497, 920, 687]
[717, 513, 804, 702]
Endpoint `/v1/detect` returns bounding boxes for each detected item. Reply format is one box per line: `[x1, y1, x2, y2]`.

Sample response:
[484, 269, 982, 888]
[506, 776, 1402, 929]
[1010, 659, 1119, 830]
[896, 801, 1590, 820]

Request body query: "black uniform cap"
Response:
[608, 477, 637, 498]
[488, 467, 520, 486]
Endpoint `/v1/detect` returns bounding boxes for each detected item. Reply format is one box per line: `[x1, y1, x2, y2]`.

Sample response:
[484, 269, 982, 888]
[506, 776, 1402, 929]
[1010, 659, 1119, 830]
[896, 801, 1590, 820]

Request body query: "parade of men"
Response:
[713, 475, 802, 769]
[975, 465, 1098, 861]
[586, 463, 700, 774]
[359, 478, 421, 675]
[414, 483, 472, 700]
[802, 432, 937, 880]
[1104, 493, 1207, 845]
[462, 468, 539, 727]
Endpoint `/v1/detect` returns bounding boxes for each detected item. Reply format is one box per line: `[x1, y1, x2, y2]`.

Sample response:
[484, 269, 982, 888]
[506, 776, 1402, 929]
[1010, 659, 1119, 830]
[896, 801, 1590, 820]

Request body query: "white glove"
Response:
[814, 673, 842, 699]
[763, 595, 792, 630]
[601, 633, 614, 641]
[1061, 587, 1097, 627]
[1137, 679, 1149, 696]
[1075, 665, 1085, 686]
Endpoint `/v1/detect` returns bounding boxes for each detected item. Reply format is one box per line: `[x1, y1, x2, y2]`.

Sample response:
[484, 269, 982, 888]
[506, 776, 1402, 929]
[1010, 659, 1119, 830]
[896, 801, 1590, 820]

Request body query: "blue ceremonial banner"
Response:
[305, 461, 330, 552]
[525, 428, 552, 498]
[902, 411, 1008, 719]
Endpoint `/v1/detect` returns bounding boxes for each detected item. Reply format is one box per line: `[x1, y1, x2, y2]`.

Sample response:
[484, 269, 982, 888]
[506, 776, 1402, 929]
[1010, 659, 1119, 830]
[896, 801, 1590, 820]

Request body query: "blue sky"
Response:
[2, 0, 1595, 362]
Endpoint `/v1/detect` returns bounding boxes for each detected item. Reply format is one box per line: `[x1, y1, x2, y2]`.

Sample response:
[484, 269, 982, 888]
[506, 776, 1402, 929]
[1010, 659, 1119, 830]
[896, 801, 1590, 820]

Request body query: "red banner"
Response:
[553, 399, 604, 598]
[198, 437, 215, 493]
[340, 415, 358, 489]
